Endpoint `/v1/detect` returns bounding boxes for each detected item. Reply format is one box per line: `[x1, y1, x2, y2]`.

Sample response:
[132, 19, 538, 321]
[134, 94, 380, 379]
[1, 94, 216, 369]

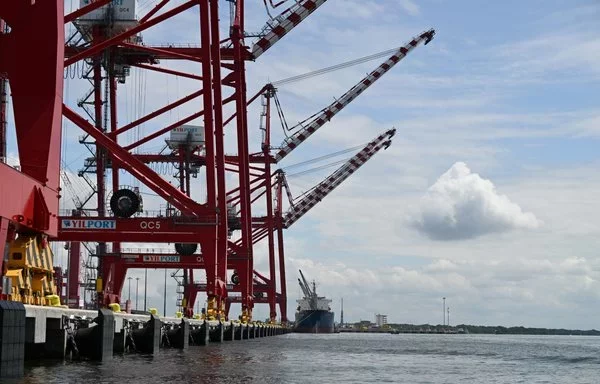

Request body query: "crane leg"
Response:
[0, 218, 9, 285]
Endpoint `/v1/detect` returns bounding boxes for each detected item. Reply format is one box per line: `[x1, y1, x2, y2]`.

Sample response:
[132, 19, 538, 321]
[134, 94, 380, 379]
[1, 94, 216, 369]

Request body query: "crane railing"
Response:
[283, 128, 396, 228]
[251, 0, 329, 59]
[274, 29, 434, 162]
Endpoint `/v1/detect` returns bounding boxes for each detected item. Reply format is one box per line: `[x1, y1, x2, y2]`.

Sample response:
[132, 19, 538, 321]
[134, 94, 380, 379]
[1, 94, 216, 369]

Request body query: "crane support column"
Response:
[0, 18, 7, 161]
[275, 174, 288, 323]
[262, 90, 278, 322]
[209, 0, 229, 320]
[231, 0, 254, 322]
[67, 241, 81, 308]
[197, 0, 226, 320]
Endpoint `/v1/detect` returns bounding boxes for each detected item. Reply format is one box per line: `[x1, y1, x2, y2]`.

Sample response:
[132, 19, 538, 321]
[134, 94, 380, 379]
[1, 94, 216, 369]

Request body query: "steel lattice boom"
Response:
[274, 29, 434, 162]
[252, 0, 328, 59]
[283, 128, 396, 228]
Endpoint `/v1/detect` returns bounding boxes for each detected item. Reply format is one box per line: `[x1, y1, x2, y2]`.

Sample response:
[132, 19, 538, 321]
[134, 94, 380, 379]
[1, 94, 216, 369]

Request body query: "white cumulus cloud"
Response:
[409, 162, 541, 240]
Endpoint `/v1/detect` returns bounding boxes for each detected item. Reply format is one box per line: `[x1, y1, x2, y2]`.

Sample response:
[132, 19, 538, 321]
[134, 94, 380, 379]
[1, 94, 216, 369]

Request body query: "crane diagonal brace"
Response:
[252, 0, 328, 59]
[274, 29, 434, 162]
[283, 128, 396, 228]
[63, 105, 209, 217]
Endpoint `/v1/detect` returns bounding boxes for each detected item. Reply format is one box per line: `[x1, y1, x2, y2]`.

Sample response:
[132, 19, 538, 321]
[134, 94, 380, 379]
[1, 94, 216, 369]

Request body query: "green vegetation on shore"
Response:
[386, 323, 600, 336]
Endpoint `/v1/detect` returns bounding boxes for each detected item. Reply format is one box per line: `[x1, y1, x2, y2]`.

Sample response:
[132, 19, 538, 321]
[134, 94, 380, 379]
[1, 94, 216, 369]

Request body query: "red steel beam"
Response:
[0, 1, 63, 235]
[0, 18, 6, 160]
[223, 84, 267, 127]
[209, 0, 229, 288]
[103, 253, 278, 272]
[64, 46, 241, 62]
[134, 153, 204, 164]
[64, 0, 112, 24]
[231, 2, 256, 313]
[139, 0, 170, 24]
[67, 240, 81, 307]
[130, 63, 203, 81]
[63, 105, 209, 216]
[120, 42, 203, 62]
[122, 95, 242, 151]
[65, 1, 197, 67]
[108, 56, 121, 254]
[57, 215, 217, 242]
[275, 176, 288, 322]
[124, 110, 205, 150]
[261, 93, 278, 320]
[109, 89, 203, 138]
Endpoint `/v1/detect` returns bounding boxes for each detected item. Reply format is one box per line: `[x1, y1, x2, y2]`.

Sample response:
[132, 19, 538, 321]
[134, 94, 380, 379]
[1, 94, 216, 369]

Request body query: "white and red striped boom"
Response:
[274, 29, 434, 162]
[283, 128, 396, 228]
[252, 0, 328, 59]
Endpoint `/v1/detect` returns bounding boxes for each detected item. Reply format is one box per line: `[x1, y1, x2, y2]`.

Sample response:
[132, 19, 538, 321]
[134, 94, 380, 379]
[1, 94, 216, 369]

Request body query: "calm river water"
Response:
[10, 333, 600, 383]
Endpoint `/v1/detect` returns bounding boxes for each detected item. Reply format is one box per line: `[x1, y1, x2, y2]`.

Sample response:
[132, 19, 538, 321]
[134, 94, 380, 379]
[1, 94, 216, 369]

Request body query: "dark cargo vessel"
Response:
[294, 270, 335, 333]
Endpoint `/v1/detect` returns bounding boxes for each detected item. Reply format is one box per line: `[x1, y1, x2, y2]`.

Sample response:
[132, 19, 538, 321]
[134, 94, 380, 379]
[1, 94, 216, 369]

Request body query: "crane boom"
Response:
[297, 278, 311, 297]
[252, 0, 328, 59]
[274, 29, 434, 162]
[283, 128, 396, 228]
[298, 269, 314, 296]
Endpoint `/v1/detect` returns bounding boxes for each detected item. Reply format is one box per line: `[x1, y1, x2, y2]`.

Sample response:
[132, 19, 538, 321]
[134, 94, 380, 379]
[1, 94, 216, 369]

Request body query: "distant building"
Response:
[375, 314, 388, 327]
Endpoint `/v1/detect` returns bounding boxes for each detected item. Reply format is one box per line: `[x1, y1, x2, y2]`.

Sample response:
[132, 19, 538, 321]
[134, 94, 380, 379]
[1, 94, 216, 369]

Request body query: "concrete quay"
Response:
[0, 303, 289, 378]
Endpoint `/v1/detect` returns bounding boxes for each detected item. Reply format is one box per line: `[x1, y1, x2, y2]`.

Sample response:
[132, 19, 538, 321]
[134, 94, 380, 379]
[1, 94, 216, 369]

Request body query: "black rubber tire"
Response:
[175, 243, 198, 256]
[231, 273, 240, 285]
[110, 189, 140, 218]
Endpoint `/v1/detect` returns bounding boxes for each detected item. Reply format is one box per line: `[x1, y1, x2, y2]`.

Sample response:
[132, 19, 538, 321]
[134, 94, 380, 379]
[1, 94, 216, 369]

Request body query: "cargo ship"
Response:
[294, 270, 335, 333]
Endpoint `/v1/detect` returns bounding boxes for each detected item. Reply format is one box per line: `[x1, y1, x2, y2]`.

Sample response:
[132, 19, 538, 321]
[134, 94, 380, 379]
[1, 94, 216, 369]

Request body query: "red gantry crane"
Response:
[232, 127, 396, 321]
[213, 28, 434, 322]
[0, 0, 434, 327]
[57, 0, 330, 322]
[0, 2, 64, 305]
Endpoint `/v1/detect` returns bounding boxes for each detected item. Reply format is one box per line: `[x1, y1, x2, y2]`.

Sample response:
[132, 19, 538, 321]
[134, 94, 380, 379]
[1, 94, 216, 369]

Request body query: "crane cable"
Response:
[272, 91, 290, 136]
[282, 142, 366, 171]
[272, 45, 405, 87]
[286, 157, 350, 179]
[270, 45, 405, 133]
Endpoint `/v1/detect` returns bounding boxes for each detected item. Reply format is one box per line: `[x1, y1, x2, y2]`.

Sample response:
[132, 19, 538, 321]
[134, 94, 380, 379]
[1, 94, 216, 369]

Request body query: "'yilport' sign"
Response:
[143, 255, 181, 263]
[62, 219, 116, 230]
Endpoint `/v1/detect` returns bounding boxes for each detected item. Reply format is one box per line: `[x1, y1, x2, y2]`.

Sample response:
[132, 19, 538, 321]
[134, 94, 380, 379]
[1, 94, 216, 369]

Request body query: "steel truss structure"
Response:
[57, 0, 331, 322]
[0, 0, 434, 323]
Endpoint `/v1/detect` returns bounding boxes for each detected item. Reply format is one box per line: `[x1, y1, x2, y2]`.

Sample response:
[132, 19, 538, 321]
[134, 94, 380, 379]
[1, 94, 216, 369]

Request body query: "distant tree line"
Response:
[387, 323, 600, 336]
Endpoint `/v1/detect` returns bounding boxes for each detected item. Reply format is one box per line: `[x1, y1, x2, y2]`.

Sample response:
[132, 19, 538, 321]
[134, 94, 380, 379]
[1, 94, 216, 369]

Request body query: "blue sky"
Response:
[7, 0, 599, 327]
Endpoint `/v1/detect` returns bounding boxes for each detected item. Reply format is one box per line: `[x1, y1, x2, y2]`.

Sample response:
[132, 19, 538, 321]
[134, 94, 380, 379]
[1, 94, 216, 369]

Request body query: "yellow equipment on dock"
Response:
[5, 235, 60, 306]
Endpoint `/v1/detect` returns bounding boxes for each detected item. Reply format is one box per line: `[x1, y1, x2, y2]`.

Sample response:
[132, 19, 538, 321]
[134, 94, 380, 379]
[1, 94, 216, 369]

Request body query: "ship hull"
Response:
[294, 310, 335, 333]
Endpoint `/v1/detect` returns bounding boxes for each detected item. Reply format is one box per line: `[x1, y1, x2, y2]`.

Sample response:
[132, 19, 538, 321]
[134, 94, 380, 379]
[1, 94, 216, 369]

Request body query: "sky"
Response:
[5, 0, 599, 328]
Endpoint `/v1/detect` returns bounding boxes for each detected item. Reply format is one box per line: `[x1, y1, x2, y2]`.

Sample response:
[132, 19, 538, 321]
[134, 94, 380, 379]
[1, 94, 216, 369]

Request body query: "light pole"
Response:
[447, 307, 450, 327]
[144, 269, 148, 312]
[128, 276, 133, 302]
[442, 297, 446, 327]
[136, 277, 140, 311]
[163, 269, 167, 316]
